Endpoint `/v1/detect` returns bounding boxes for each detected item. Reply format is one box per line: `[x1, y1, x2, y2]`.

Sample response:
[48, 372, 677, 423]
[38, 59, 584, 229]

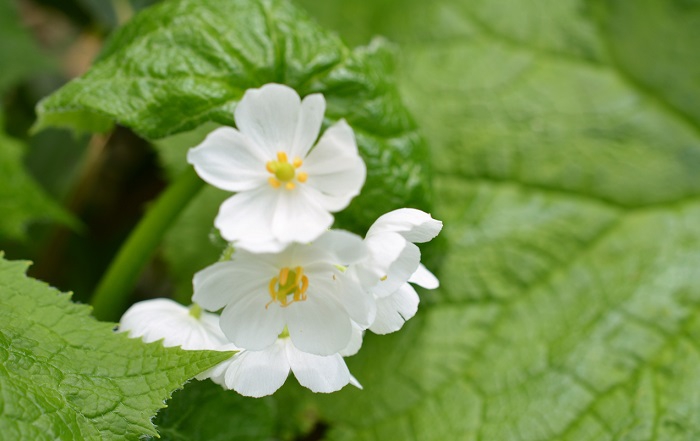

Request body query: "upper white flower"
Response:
[208, 336, 361, 398]
[192, 230, 375, 356]
[356, 208, 442, 334]
[187, 83, 367, 253]
[118, 298, 231, 350]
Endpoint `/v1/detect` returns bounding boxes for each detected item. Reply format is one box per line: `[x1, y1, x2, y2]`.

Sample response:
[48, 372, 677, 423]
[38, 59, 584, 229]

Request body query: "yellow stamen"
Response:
[268, 177, 281, 188]
[279, 267, 289, 285]
[266, 267, 310, 309]
[380, 275, 388, 281]
[266, 151, 308, 189]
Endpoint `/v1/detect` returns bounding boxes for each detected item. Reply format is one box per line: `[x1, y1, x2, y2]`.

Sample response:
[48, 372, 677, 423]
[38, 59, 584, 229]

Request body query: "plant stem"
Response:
[90, 168, 204, 321]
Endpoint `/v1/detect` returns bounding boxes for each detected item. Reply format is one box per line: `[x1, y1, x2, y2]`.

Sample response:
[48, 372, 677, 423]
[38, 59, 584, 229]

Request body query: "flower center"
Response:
[266, 266, 309, 308]
[266, 151, 308, 190]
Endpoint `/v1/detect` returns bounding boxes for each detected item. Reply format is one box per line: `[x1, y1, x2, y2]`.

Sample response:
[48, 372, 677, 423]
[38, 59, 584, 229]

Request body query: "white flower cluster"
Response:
[119, 84, 442, 397]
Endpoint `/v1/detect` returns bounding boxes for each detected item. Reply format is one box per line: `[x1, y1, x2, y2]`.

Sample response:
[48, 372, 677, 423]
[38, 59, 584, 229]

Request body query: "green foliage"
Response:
[0, 255, 232, 440]
[0, 122, 74, 241]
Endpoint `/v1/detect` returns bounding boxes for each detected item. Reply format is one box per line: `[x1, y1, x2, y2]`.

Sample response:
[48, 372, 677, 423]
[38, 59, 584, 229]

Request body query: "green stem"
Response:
[91, 168, 204, 321]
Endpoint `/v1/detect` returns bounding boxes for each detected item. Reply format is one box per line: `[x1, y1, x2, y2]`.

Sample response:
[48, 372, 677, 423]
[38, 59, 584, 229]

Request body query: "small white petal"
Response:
[234, 84, 301, 158]
[371, 242, 421, 298]
[271, 187, 333, 245]
[286, 340, 353, 393]
[220, 291, 286, 351]
[214, 187, 281, 250]
[360, 231, 408, 287]
[119, 299, 229, 350]
[334, 271, 375, 328]
[368, 208, 443, 243]
[192, 261, 269, 312]
[339, 321, 364, 357]
[369, 283, 420, 334]
[286, 287, 352, 356]
[187, 127, 267, 192]
[312, 230, 368, 265]
[409, 263, 439, 289]
[290, 93, 325, 159]
[349, 374, 363, 389]
[302, 120, 366, 212]
[223, 340, 290, 397]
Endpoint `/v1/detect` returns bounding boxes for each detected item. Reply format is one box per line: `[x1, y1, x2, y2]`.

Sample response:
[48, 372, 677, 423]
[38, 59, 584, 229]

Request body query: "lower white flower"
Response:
[356, 208, 442, 334]
[208, 336, 361, 397]
[193, 230, 375, 356]
[118, 298, 231, 350]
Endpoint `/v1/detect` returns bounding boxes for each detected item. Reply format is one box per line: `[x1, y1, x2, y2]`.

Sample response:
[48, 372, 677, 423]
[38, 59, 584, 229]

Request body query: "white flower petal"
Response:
[302, 120, 366, 211]
[339, 321, 364, 357]
[234, 84, 301, 158]
[312, 229, 367, 265]
[286, 288, 352, 356]
[290, 93, 325, 159]
[368, 208, 443, 243]
[286, 340, 352, 393]
[369, 283, 420, 334]
[360, 231, 408, 287]
[187, 127, 267, 192]
[192, 261, 269, 312]
[223, 340, 290, 397]
[334, 272, 375, 328]
[409, 263, 439, 289]
[349, 374, 363, 389]
[214, 187, 283, 251]
[220, 291, 285, 351]
[271, 187, 333, 244]
[119, 299, 230, 350]
[371, 242, 421, 298]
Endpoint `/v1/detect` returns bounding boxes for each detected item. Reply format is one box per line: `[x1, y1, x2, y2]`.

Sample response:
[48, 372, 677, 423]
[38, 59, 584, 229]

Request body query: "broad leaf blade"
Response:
[0, 255, 232, 440]
[287, 0, 700, 440]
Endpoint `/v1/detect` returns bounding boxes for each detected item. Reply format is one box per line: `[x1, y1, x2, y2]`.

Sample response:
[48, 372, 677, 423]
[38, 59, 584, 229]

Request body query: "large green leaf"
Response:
[35, 0, 431, 236]
[0, 255, 232, 440]
[0, 123, 75, 241]
[285, 0, 700, 439]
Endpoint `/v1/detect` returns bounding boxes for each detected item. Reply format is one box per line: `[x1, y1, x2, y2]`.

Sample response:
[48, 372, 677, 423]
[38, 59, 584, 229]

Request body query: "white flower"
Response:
[187, 83, 366, 253]
[208, 336, 361, 398]
[118, 298, 231, 350]
[192, 230, 375, 356]
[357, 208, 442, 334]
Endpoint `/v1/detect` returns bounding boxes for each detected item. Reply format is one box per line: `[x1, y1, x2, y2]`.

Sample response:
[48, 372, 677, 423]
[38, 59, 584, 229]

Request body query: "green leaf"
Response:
[0, 123, 75, 241]
[36, 0, 431, 236]
[284, 0, 700, 440]
[0, 255, 232, 440]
